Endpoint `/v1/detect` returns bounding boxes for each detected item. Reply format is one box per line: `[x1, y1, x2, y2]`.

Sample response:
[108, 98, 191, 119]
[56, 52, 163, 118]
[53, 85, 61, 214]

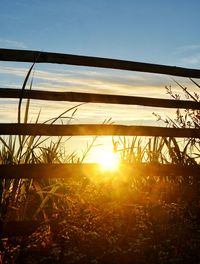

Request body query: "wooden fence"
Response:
[0, 48, 200, 237]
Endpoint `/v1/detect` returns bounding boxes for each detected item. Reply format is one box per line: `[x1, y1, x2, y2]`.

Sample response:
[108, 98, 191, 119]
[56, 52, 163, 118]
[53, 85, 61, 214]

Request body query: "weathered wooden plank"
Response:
[1, 48, 200, 78]
[0, 123, 199, 138]
[0, 220, 40, 237]
[0, 88, 200, 110]
[0, 163, 200, 179]
[0, 163, 100, 179]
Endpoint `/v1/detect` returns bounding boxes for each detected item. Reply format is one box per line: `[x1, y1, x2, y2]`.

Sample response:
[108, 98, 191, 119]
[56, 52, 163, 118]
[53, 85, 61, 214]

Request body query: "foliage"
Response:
[1, 71, 200, 263]
[1, 179, 200, 263]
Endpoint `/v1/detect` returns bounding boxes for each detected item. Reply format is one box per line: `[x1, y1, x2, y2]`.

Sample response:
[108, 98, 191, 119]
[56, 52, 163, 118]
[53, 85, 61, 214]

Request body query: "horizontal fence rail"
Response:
[0, 163, 200, 179]
[1, 48, 200, 78]
[1, 49, 200, 240]
[0, 88, 200, 110]
[0, 221, 40, 237]
[0, 124, 200, 137]
[1, 162, 200, 237]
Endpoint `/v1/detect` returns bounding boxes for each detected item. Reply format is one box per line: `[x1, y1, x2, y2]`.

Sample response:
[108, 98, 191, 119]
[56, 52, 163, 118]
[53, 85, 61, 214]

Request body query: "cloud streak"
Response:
[0, 64, 169, 97]
[0, 64, 178, 130]
[174, 44, 200, 67]
[180, 54, 200, 66]
[0, 38, 26, 49]
[176, 44, 200, 53]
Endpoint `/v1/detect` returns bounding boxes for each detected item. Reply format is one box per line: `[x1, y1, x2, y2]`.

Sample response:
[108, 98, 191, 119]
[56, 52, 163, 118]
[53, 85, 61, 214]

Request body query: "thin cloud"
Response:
[180, 53, 200, 66]
[0, 98, 172, 127]
[0, 65, 169, 97]
[0, 38, 26, 49]
[0, 64, 171, 126]
[173, 44, 200, 67]
[176, 44, 200, 54]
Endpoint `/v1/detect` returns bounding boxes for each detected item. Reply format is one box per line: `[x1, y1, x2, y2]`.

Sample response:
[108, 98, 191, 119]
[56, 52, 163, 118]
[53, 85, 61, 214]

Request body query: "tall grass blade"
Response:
[189, 78, 200, 90]
[172, 78, 198, 102]
[18, 63, 35, 124]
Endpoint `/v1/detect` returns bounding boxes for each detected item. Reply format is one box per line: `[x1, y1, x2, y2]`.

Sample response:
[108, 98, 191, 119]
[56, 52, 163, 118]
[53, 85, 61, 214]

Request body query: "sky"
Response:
[0, 0, 200, 160]
[1, 0, 200, 65]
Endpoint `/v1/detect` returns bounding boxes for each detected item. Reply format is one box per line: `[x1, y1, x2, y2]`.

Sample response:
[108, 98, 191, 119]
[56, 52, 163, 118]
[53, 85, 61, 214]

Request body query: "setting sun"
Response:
[97, 150, 120, 171]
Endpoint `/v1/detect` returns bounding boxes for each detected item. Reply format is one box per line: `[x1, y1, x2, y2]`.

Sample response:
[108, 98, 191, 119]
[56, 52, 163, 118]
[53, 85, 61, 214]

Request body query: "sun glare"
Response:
[97, 150, 119, 171]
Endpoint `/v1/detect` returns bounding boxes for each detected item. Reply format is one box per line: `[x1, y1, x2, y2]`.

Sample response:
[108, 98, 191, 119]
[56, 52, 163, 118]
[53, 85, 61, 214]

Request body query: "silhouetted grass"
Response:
[1, 70, 200, 263]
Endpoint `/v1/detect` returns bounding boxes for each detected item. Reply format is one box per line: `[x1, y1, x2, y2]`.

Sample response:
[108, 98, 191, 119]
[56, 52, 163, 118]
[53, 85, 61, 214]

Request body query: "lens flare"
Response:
[97, 150, 119, 171]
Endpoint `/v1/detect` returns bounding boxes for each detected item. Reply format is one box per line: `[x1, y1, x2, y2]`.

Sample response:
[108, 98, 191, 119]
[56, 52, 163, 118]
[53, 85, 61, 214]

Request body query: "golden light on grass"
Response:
[97, 149, 120, 172]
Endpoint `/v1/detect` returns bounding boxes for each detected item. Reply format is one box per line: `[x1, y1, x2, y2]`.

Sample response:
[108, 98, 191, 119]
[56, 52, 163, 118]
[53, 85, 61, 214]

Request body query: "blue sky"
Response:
[1, 0, 200, 121]
[0, 0, 200, 159]
[1, 0, 200, 66]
